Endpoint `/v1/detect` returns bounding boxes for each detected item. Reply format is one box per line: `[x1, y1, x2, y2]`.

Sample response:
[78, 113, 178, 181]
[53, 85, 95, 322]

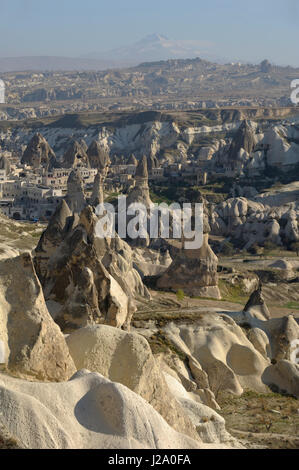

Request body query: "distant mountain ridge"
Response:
[84, 33, 219, 64]
[0, 34, 223, 73]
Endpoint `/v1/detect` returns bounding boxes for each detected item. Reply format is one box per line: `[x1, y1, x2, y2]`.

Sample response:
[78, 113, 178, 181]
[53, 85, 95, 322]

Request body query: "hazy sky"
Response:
[0, 0, 298, 65]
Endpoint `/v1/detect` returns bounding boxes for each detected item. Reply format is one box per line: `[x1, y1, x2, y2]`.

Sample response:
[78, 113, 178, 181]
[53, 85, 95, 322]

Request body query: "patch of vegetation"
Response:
[283, 301, 299, 310]
[149, 190, 173, 205]
[218, 279, 247, 304]
[176, 289, 185, 302]
[148, 330, 187, 361]
[217, 389, 299, 447]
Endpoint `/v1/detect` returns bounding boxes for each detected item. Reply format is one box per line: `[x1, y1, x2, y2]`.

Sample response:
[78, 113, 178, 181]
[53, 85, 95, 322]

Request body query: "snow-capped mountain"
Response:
[84, 34, 217, 65]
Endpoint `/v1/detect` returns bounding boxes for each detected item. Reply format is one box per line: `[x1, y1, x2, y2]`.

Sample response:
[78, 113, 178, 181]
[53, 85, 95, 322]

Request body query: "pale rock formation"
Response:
[128, 153, 138, 166]
[90, 169, 104, 206]
[21, 133, 56, 169]
[226, 303, 299, 363]
[34, 206, 148, 331]
[66, 325, 199, 441]
[163, 373, 239, 446]
[127, 155, 152, 208]
[65, 170, 87, 213]
[34, 199, 74, 281]
[247, 328, 271, 359]
[210, 183, 299, 249]
[262, 360, 299, 398]
[162, 314, 270, 395]
[132, 247, 172, 277]
[154, 352, 219, 411]
[243, 283, 270, 320]
[0, 370, 205, 449]
[157, 233, 221, 299]
[226, 120, 256, 169]
[93, 229, 150, 300]
[62, 140, 90, 168]
[0, 253, 76, 381]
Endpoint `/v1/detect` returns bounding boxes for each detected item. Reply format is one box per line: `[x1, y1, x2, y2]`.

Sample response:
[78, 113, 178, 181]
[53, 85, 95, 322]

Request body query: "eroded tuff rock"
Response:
[163, 373, 236, 445]
[62, 140, 90, 168]
[244, 283, 270, 320]
[157, 233, 221, 299]
[262, 360, 299, 398]
[34, 205, 148, 331]
[228, 293, 299, 363]
[65, 170, 87, 213]
[162, 314, 270, 396]
[66, 324, 237, 445]
[0, 253, 76, 381]
[128, 153, 138, 166]
[90, 170, 104, 206]
[87, 140, 110, 170]
[21, 133, 57, 169]
[0, 370, 205, 449]
[227, 120, 256, 165]
[210, 184, 299, 249]
[127, 155, 152, 208]
[34, 199, 74, 280]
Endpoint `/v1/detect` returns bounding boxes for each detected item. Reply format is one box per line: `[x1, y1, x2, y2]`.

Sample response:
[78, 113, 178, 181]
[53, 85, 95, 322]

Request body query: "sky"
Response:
[0, 0, 299, 66]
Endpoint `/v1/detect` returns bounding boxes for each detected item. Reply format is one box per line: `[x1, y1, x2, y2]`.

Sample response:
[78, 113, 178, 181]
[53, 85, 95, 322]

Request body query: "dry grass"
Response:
[217, 390, 299, 449]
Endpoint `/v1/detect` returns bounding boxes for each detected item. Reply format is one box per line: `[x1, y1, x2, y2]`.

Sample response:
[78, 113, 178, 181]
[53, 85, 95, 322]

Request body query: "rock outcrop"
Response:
[127, 155, 152, 208]
[210, 184, 299, 249]
[64, 170, 87, 213]
[157, 233, 220, 299]
[226, 298, 299, 363]
[34, 200, 74, 281]
[34, 205, 148, 331]
[21, 133, 57, 169]
[90, 170, 104, 206]
[87, 140, 110, 171]
[243, 283, 270, 320]
[262, 360, 299, 398]
[0, 253, 76, 381]
[62, 140, 90, 168]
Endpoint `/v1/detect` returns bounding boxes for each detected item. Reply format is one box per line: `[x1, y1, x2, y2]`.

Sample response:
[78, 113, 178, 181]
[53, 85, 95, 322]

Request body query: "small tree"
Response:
[176, 289, 185, 302]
